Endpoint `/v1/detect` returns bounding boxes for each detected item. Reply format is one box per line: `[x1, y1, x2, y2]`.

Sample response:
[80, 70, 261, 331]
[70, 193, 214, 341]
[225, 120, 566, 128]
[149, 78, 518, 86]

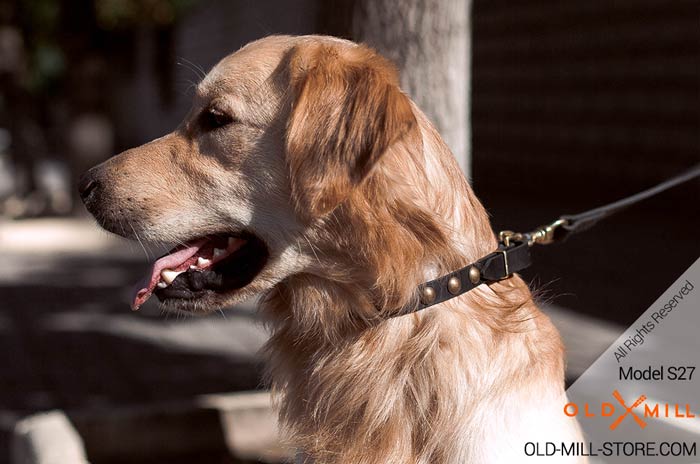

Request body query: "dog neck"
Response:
[262, 269, 564, 463]
[261, 117, 568, 462]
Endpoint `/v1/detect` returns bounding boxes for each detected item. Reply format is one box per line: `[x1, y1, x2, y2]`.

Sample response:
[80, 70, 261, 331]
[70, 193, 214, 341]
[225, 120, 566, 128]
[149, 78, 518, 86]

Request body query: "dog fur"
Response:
[82, 35, 584, 463]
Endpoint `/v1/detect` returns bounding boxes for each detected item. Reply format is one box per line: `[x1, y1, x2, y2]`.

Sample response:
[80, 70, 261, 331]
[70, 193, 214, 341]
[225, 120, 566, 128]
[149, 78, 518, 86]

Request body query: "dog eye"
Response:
[201, 108, 235, 131]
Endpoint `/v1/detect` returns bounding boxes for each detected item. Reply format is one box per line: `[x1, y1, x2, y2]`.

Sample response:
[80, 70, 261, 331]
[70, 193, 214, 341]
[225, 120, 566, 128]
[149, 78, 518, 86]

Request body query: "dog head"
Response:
[80, 35, 425, 312]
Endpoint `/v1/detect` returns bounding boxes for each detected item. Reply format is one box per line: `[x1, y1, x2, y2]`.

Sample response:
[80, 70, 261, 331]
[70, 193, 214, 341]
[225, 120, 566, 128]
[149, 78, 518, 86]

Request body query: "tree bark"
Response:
[352, 0, 471, 175]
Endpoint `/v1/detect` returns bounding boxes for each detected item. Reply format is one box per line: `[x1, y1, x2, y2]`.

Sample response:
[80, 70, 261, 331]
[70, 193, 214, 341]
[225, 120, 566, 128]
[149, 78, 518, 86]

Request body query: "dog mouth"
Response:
[130, 232, 269, 310]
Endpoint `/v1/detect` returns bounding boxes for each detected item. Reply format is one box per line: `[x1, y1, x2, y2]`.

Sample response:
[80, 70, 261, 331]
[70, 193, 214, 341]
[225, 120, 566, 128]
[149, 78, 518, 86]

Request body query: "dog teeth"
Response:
[197, 257, 212, 267]
[213, 248, 226, 259]
[161, 269, 183, 285]
[157, 282, 168, 289]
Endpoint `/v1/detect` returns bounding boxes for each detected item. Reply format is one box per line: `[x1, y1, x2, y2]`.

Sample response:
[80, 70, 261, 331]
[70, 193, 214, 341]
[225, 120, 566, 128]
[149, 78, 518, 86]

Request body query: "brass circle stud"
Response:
[447, 276, 461, 295]
[421, 286, 437, 305]
[468, 266, 481, 285]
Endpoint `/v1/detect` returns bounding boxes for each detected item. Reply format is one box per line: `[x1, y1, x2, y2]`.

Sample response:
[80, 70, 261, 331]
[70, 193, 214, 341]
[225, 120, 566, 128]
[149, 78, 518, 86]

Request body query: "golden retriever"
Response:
[80, 35, 584, 463]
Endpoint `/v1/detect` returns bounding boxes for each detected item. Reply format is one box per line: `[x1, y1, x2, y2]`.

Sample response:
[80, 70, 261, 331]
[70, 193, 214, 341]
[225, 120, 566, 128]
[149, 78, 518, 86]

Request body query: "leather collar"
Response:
[396, 240, 531, 316]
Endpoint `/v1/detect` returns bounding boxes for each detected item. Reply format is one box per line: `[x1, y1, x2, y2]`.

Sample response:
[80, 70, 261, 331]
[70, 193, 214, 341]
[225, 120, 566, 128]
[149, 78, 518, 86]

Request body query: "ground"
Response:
[0, 218, 269, 463]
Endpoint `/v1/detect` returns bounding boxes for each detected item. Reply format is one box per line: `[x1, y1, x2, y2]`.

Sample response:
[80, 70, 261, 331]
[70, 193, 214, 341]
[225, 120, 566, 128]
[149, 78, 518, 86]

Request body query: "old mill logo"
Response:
[564, 390, 696, 430]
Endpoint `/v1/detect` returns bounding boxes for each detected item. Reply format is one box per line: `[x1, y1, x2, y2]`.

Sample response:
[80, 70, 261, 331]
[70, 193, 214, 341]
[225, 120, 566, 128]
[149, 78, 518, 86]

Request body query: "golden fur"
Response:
[82, 35, 584, 463]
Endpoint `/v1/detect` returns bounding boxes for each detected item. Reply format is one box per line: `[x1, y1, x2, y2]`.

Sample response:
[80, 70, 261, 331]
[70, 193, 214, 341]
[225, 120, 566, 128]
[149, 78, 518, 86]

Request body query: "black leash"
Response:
[399, 164, 700, 315]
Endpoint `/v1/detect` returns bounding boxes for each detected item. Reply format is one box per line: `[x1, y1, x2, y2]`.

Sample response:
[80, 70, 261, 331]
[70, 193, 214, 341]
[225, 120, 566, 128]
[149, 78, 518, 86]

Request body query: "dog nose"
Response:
[78, 170, 99, 202]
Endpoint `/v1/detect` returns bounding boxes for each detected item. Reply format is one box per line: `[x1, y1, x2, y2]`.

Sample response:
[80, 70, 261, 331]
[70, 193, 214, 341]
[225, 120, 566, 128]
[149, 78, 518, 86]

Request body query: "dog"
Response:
[80, 35, 584, 463]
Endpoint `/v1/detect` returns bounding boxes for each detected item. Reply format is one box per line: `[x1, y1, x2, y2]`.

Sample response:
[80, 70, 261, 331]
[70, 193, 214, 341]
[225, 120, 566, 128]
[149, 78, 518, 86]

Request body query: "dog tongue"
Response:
[130, 239, 207, 311]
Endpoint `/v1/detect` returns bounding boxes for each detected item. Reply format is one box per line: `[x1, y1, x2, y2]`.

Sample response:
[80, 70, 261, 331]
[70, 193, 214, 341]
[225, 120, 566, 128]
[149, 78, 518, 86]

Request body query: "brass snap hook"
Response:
[499, 218, 569, 247]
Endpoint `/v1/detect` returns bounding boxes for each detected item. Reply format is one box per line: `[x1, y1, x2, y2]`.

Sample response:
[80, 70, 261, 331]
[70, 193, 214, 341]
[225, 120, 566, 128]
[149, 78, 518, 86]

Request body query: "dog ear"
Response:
[285, 43, 418, 218]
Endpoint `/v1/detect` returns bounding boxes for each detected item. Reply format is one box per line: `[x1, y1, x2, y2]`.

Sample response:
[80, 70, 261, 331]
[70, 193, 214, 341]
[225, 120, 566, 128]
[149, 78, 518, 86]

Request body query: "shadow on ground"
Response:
[0, 234, 269, 463]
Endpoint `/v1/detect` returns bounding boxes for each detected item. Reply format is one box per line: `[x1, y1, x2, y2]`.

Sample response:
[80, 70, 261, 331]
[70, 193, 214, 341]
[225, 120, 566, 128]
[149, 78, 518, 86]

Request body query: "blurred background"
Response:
[0, 0, 698, 463]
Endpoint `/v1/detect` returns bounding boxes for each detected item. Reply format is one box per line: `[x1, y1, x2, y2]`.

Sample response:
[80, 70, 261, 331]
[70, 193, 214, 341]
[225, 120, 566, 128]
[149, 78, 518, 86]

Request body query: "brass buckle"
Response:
[499, 218, 569, 247]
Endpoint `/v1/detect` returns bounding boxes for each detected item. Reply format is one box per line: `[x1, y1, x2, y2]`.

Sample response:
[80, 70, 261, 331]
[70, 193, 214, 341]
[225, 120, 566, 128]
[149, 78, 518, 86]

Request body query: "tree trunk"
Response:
[352, 0, 471, 176]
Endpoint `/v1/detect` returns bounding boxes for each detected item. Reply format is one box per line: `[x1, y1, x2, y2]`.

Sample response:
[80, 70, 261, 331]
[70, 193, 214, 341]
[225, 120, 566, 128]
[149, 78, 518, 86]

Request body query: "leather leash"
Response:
[398, 163, 700, 315]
